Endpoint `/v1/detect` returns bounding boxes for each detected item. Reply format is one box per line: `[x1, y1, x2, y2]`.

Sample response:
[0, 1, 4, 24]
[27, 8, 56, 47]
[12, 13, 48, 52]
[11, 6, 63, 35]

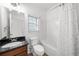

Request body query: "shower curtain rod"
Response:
[48, 3, 64, 11]
[54, 3, 64, 8]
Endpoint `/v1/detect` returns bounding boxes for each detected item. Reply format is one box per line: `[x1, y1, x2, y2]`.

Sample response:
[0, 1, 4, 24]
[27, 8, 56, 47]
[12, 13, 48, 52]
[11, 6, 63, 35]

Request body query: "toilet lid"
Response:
[33, 45, 44, 52]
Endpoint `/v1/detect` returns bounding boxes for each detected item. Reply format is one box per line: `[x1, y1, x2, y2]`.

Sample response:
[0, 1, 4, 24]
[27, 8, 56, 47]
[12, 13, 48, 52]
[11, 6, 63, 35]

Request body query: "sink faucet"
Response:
[10, 38, 17, 42]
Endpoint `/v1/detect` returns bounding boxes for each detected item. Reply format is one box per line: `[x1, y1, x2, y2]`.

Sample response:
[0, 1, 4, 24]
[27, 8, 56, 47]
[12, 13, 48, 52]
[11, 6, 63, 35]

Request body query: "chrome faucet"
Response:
[10, 38, 17, 42]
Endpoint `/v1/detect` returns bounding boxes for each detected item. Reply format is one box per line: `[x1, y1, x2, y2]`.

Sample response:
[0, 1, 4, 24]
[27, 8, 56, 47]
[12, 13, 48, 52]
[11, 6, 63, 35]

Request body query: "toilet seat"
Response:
[33, 45, 44, 56]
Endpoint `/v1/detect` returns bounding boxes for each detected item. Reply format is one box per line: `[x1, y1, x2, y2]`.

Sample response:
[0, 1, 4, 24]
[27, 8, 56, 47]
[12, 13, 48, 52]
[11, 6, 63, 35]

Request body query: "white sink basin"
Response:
[1, 42, 23, 48]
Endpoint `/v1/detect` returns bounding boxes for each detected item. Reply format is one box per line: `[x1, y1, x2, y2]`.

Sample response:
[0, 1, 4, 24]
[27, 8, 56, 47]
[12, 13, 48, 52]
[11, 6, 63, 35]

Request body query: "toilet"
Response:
[29, 37, 44, 56]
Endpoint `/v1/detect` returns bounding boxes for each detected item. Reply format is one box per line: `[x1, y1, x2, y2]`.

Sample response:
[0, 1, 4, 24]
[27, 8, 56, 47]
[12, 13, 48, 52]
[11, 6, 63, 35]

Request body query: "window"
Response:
[28, 15, 39, 32]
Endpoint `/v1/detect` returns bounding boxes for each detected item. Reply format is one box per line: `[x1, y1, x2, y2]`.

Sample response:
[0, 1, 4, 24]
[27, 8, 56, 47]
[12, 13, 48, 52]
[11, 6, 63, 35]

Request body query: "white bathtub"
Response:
[41, 41, 58, 56]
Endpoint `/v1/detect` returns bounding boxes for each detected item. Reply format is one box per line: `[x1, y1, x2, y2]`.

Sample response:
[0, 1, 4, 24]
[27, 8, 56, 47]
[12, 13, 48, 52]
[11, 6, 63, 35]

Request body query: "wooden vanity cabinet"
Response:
[0, 45, 28, 56]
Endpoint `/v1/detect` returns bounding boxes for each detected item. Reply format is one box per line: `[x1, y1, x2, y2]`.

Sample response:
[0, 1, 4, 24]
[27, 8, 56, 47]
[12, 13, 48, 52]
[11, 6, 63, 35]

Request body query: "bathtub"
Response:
[41, 41, 58, 56]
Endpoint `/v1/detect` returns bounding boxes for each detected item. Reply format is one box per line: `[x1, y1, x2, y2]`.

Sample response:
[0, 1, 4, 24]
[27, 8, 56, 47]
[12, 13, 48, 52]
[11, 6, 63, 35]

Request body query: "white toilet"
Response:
[30, 37, 44, 56]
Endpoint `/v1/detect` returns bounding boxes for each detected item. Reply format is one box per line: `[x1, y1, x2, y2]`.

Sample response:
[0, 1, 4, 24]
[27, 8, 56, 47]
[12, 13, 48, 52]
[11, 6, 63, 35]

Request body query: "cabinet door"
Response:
[10, 10, 25, 38]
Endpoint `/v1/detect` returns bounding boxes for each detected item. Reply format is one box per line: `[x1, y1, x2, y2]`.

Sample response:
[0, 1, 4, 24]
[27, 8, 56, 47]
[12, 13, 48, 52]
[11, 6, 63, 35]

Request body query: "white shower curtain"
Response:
[60, 4, 74, 56]
[72, 4, 79, 56]
[46, 3, 75, 56]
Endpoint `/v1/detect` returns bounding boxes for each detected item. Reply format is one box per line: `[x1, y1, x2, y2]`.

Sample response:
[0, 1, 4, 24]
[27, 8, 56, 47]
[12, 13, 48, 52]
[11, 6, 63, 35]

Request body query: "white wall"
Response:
[21, 4, 47, 54]
[23, 4, 47, 42]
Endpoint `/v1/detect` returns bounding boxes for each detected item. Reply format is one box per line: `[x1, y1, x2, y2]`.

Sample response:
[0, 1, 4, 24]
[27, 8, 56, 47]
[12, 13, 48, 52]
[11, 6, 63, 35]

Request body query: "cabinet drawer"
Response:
[0, 46, 27, 56]
[16, 51, 27, 56]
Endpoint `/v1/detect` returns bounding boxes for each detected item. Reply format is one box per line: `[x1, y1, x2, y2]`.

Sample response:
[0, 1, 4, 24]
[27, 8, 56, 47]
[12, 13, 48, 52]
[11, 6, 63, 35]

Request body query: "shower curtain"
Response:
[60, 3, 75, 56]
[72, 4, 79, 56]
[45, 3, 75, 56]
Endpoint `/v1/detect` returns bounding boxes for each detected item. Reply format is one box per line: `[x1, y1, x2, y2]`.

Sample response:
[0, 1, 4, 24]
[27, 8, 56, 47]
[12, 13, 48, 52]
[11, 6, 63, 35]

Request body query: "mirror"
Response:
[0, 6, 10, 40]
[0, 5, 25, 40]
[10, 10, 25, 38]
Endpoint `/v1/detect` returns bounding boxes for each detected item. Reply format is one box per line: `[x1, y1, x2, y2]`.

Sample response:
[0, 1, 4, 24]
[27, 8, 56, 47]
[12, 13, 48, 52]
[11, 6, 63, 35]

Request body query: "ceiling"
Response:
[23, 3, 57, 11]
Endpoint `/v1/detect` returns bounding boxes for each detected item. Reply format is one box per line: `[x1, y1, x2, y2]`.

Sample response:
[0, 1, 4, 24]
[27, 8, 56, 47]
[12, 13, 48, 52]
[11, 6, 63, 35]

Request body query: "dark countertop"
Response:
[0, 36, 28, 53]
[0, 41, 28, 53]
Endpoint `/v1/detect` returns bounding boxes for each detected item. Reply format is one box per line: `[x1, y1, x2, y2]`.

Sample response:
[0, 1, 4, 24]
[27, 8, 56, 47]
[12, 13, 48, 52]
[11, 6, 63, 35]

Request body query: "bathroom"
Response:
[0, 3, 79, 56]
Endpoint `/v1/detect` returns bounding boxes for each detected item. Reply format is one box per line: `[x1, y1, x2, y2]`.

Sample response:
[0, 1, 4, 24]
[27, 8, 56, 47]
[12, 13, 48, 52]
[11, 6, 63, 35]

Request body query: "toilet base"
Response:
[32, 52, 44, 56]
[28, 53, 48, 56]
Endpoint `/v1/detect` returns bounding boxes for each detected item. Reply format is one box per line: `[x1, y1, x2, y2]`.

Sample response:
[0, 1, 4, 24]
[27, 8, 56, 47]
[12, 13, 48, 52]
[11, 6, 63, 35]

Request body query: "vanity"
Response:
[0, 44, 27, 56]
[0, 37, 28, 56]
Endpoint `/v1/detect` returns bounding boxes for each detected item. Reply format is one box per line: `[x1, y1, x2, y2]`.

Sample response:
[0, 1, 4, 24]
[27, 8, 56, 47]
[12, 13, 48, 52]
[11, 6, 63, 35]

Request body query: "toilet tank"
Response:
[30, 37, 39, 46]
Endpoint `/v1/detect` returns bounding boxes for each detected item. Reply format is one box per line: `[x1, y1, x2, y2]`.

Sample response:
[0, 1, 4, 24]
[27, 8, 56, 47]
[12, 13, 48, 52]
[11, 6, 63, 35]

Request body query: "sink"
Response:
[1, 42, 23, 48]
